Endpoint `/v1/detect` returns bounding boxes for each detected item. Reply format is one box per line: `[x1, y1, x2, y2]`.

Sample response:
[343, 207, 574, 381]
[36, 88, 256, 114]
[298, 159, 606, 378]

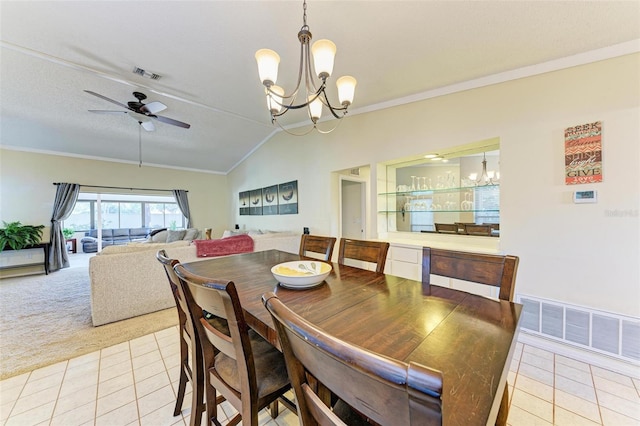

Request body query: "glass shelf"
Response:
[378, 209, 500, 214]
[379, 184, 499, 196]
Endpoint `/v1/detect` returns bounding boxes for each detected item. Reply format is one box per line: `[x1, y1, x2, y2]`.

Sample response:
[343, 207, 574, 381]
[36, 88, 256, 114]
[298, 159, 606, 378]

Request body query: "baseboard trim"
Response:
[518, 331, 640, 379]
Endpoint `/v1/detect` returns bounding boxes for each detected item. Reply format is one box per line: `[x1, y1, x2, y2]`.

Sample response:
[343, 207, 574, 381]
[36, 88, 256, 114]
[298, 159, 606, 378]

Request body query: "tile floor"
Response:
[1, 326, 639, 426]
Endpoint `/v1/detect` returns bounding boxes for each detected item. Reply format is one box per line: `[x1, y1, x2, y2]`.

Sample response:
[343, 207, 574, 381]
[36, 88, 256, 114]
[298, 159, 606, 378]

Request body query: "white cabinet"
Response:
[388, 244, 422, 280]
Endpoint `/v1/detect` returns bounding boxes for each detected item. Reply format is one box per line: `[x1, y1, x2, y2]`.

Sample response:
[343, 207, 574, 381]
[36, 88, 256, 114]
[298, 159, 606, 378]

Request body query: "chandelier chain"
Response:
[303, 0, 307, 27]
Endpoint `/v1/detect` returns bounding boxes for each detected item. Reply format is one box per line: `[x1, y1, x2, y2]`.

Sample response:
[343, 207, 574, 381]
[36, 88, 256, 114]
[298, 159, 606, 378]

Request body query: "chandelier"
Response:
[255, 0, 356, 135]
[468, 152, 498, 185]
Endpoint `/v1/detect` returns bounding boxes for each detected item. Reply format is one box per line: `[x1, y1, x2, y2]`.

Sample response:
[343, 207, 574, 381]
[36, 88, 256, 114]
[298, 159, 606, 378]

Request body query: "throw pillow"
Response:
[149, 228, 167, 237]
[183, 228, 199, 241]
[166, 229, 186, 243]
[150, 230, 169, 243]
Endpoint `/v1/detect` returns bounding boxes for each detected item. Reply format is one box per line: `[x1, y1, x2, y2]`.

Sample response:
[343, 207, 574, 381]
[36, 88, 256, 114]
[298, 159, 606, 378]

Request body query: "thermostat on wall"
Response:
[573, 190, 597, 204]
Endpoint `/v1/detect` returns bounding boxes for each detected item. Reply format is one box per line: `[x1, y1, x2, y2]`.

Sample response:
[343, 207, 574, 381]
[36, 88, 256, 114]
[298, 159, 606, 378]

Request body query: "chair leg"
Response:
[495, 385, 509, 426]
[269, 400, 279, 418]
[174, 363, 188, 416]
[205, 380, 228, 426]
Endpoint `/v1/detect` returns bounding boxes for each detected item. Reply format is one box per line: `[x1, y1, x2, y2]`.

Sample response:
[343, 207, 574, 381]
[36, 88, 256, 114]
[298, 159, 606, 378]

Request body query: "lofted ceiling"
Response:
[1, 1, 639, 174]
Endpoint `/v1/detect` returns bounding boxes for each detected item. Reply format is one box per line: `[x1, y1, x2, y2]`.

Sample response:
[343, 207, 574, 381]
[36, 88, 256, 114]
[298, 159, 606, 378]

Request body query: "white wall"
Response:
[0, 150, 230, 239]
[228, 54, 640, 317]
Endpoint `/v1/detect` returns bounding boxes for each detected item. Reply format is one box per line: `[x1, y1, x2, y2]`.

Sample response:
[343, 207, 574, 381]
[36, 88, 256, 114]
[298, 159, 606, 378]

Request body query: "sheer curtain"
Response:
[172, 189, 192, 228]
[49, 183, 80, 271]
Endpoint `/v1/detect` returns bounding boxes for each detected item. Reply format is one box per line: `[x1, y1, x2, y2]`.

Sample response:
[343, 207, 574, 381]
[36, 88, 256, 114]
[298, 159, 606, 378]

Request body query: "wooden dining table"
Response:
[181, 249, 522, 425]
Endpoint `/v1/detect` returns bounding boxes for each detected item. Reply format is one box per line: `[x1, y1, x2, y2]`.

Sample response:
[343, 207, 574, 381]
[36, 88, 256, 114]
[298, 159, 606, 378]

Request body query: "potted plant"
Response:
[0, 221, 45, 252]
[62, 228, 75, 240]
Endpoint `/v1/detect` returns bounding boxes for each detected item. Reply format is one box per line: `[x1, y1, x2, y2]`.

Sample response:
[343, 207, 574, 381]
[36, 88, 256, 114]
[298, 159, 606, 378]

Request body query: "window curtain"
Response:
[49, 183, 80, 272]
[172, 189, 192, 228]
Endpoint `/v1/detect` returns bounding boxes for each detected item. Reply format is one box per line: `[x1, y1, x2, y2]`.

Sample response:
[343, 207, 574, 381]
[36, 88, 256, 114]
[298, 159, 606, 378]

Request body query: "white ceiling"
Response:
[1, 1, 639, 174]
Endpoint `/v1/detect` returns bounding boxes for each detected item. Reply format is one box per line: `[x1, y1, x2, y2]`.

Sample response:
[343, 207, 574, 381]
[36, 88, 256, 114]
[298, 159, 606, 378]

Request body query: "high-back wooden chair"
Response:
[421, 247, 519, 301]
[422, 247, 519, 425]
[462, 224, 493, 236]
[156, 250, 205, 423]
[434, 223, 459, 234]
[299, 234, 337, 261]
[263, 292, 443, 426]
[173, 265, 294, 426]
[337, 238, 390, 273]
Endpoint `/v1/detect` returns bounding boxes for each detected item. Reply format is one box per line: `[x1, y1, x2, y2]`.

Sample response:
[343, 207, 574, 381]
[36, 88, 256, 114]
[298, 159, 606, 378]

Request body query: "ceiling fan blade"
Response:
[140, 101, 166, 114]
[141, 121, 155, 131]
[84, 90, 130, 110]
[152, 114, 191, 129]
[88, 109, 127, 114]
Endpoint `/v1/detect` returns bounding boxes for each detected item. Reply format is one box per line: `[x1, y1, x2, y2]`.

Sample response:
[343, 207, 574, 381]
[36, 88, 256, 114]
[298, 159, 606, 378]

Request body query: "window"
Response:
[65, 193, 185, 231]
[474, 186, 500, 224]
[65, 201, 93, 231]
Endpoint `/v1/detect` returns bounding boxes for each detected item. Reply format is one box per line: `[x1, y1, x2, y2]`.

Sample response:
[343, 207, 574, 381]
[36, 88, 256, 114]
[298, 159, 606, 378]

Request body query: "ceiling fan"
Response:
[85, 90, 191, 131]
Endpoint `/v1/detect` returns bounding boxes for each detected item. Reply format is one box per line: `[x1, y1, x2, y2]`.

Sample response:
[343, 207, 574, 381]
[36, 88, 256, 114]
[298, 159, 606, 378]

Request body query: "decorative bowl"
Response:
[271, 261, 332, 289]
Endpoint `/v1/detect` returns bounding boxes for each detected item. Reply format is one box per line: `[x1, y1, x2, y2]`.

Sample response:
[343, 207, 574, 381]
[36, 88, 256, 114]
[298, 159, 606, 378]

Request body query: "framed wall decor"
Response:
[262, 185, 278, 215]
[565, 121, 602, 185]
[249, 189, 263, 215]
[238, 180, 299, 216]
[239, 191, 250, 216]
[278, 180, 298, 215]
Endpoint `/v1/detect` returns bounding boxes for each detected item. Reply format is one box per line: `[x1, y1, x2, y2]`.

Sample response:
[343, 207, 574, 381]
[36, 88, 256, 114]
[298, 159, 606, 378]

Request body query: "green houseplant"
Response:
[0, 221, 45, 252]
[62, 228, 75, 239]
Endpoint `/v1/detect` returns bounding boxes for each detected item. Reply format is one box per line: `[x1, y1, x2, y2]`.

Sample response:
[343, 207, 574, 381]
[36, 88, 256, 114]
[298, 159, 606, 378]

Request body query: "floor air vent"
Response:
[517, 295, 640, 362]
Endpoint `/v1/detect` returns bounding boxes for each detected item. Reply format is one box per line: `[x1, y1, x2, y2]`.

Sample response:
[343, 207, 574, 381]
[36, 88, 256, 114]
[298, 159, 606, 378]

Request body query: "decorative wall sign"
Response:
[238, 180, 299, 216]
[278, 180, 298, 215]
[262, 185, 278, 215]
[249, 189, 263, 215]
[565, 121, 602, 185]
[239, 191, 250, 216]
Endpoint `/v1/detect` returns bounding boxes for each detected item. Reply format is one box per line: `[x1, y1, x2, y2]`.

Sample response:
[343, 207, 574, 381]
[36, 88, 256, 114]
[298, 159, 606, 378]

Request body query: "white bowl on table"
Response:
[271, 261, 332, 289]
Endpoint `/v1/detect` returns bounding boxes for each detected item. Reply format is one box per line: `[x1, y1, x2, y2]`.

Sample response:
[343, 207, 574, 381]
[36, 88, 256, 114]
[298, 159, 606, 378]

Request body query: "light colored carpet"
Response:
[0, 266, 178, 380]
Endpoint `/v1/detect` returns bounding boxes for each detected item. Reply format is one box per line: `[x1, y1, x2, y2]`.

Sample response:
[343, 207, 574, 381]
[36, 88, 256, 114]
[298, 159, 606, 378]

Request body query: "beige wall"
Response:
[2, 55, 637, 317]
[0, 150, 229, 239]
[228, 54, 640, 317]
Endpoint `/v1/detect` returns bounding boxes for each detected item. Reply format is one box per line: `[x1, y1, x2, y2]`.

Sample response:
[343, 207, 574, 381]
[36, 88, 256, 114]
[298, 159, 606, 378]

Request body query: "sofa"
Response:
[89, 231, 301, 326]
[81, 228, 151, 253]
[82, 227, 200, 252]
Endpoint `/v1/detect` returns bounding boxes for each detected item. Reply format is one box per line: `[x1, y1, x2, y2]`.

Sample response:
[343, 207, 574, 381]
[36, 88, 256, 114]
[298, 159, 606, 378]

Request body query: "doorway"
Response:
[340, 177, 365, 239]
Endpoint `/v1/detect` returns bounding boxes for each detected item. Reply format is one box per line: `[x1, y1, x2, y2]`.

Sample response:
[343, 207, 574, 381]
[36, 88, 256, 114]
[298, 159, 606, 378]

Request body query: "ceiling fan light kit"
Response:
[255, 0, 356, 135]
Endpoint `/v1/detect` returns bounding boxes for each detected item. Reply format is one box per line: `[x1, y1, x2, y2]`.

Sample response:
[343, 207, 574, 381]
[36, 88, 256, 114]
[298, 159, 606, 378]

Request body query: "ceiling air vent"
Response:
[132, 67, 161, 80]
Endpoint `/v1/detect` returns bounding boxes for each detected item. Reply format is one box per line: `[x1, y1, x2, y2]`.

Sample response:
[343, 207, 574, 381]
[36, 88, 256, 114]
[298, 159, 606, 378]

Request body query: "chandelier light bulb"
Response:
[267, 86, 285, 114]
[468, 173, 478, 181]
[311, 39, 336, 79]
[337, 76, 356, 106]
[255, 49, 280, 87]
[308, 95, 323, 122]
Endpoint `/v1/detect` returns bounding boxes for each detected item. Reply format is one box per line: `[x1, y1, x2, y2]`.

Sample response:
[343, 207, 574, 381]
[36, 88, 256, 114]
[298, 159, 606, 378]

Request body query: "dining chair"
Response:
[434, 223, 459, 234]
[263, 292, 444, 426]
[462, 224, 493, 236]
[299, 234, 337, 261]
[173, 264, 295, 426]
[156, 249, 206, 422]
[422, 247, 520, 425]
[337, 238, 390, 273]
